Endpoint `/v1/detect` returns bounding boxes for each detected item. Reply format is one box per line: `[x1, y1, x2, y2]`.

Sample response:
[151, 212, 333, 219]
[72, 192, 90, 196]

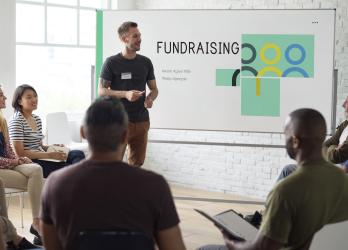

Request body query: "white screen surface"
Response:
[98, 9, 335, 133]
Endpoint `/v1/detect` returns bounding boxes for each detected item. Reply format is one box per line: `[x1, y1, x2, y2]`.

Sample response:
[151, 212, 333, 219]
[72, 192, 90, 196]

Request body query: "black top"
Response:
[0, 132, 5, 157]
[100, 53, 155, 123]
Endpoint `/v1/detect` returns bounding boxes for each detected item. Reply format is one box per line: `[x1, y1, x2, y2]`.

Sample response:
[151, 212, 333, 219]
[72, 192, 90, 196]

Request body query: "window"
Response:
[16, 3, 45, 43]
[15, 0, 117, 118]
[16, 46, 94, 114]
[47, 6, 77, 44]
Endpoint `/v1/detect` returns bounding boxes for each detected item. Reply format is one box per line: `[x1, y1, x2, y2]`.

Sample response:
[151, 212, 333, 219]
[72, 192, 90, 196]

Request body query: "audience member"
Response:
[8, 84, 85, 179]
[0, 178, 41, 249]
[278, 96, 348, 180]
[199, 108, 348, 250]
[0, 86, 43, 243]
[40, 96, 186, 250]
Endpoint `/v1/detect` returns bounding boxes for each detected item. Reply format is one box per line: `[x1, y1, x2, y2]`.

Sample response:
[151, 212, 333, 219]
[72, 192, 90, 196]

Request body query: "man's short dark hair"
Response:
[118, 21, 138, 38]
[288, 108, 327, 142]
[83, 97, 128, 152]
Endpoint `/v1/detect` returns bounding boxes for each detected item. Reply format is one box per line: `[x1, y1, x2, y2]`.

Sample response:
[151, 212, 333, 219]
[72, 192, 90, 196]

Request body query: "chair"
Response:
[5, 188, 25, 228]
[76, 230, 155, 250]
[46, 112, 88, 155]
[309, 220, 348, 250]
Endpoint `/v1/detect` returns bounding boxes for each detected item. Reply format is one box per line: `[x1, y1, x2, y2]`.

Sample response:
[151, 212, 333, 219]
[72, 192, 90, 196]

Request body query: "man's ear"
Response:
[120, 34, 128, 43]
[292, 136, 300, 149]
[80, 126, 86, 140]
[121, 129, 129, 145]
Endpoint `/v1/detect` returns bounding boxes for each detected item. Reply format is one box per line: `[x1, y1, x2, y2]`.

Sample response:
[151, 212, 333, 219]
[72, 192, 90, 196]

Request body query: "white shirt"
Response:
[339, 123, 348, 145]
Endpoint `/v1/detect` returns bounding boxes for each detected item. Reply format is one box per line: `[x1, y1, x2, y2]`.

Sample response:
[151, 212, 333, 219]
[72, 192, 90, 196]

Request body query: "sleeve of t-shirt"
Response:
[155, 176, 180, 231]
[8, 117, 24, 141]
[258, 188, 292, 244]
[40, 174, 55, 225]
[146, 59, 155, 81]
[100, 57, 114, 81]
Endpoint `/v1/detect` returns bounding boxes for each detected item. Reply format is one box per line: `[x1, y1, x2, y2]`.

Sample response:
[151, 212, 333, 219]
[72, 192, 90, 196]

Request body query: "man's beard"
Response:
[130, 44, 140, 51]
[285, 139, 296, 160]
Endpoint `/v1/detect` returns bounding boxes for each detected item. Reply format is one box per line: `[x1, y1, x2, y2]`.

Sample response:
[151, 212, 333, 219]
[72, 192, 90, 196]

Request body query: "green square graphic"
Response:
[241, 78, 280, 116]
[216, 69, 240, 86]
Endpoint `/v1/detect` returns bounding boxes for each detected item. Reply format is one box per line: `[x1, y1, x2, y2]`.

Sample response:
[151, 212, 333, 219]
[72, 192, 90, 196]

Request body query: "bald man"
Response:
[199, 109, 348, 250]
[278, 97, 348, 180]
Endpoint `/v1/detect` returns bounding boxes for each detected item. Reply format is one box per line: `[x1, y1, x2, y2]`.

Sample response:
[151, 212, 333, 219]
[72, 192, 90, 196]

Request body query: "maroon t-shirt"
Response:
[41, 160, 180, 250]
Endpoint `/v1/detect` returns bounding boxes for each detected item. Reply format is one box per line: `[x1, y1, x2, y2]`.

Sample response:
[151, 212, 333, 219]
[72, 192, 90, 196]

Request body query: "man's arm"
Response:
[323, 121, 348, 148]
[325, 142, 348, 163]
[98, 78, 144, 102]
[224, 232, 282, 250]
[41, 222, 62, 250]
[144, 79, 159, 108]
[155, 225, 186, 250]
[323, 121, 348, 163]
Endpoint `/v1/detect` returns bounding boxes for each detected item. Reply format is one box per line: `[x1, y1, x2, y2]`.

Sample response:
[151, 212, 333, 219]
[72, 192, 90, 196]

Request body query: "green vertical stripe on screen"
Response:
[95, 10, 103, 97]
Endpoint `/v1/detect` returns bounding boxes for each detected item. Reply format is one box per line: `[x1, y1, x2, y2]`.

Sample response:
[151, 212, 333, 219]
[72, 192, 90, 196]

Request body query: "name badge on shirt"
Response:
[121, 72, 132, 80]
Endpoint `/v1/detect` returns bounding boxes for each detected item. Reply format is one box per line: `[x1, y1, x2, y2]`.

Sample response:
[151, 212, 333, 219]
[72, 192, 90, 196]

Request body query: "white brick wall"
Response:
[136, 0, 348, 199]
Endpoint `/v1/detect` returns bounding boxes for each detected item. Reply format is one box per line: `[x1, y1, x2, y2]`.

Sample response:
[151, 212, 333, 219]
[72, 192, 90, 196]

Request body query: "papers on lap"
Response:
[195, 209, 258, 243]
[39, 145, 69, 162]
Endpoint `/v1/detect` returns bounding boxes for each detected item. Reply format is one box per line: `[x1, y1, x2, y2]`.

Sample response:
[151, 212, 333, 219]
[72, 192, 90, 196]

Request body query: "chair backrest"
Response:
[309, 220, 348, 250]
[46, 112, 71, 145]
[76, 230, 155, 250]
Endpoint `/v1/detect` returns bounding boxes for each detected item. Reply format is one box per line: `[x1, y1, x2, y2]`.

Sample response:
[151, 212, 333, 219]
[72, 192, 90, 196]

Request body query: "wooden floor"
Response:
[7, 185, 264, 250]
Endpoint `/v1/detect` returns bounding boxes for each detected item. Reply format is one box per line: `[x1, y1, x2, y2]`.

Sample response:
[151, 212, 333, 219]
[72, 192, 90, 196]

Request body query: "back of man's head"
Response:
[287, 108, 326, 140]
[83, 97, 128, 152]
[285, 108, 326, 159]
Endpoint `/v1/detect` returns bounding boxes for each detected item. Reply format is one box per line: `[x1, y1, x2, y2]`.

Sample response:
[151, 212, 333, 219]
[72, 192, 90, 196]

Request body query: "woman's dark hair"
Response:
[12, 84, 37, 112]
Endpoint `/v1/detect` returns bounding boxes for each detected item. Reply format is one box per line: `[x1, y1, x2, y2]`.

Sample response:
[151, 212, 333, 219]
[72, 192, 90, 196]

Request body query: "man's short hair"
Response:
[288, 108, 327, 142]
[83, 97, 128, 152]
[118, 21, 138, 38]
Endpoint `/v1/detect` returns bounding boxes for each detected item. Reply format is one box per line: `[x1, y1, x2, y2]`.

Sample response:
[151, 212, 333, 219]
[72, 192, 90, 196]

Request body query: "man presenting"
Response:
[99, 21, 158, 167]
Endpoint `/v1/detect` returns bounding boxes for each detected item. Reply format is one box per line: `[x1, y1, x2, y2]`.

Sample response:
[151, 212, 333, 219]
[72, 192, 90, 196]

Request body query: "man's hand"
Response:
[223, 232, 238, 250]
[144, 95, 153, 108]
[125, 90, 144, 102]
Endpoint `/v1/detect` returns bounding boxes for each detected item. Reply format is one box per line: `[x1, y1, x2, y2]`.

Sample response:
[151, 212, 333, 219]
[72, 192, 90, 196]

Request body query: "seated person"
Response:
[0, 178, 41, 249]
[40, 97, 186, 250]
[0, 86, 43, 242]
[199, 108, 348, 250]
[278, 96, 348, 180]
[8, 84, 85, 178]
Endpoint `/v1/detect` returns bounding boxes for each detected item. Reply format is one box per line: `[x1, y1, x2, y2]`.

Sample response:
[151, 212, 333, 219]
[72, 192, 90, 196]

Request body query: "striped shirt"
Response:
[8, 111, 44, 152]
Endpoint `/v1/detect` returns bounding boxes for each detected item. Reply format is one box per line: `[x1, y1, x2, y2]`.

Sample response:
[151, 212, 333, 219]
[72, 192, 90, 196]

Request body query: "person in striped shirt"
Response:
[0, 85, 43, 247]
[8, 84, 85, 180]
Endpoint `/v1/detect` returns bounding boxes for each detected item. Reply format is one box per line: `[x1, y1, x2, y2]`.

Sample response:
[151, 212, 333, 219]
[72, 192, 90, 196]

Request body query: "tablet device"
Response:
[195, 209, 258, 243]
